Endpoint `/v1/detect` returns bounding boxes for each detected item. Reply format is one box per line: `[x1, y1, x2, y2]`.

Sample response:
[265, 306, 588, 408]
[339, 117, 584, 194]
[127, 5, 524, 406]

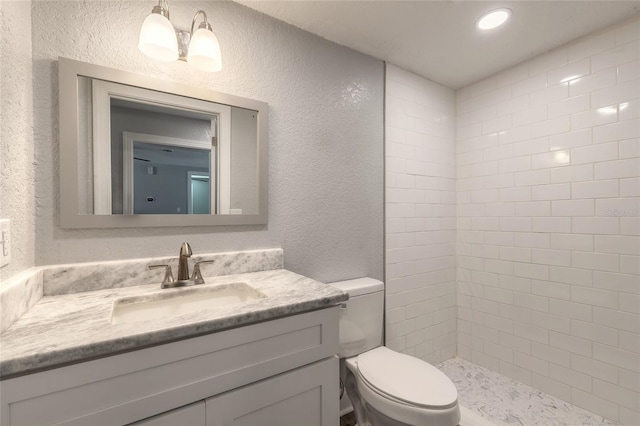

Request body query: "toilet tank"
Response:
[329, 278, 384, 358]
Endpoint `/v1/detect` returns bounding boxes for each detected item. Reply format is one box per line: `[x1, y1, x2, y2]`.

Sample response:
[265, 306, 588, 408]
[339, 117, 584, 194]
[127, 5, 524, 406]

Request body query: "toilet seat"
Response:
[356, 347, 458, 409]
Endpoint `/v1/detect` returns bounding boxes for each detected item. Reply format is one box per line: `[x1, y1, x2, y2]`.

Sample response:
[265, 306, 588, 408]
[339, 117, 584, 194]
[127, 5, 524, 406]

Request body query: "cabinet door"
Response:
[206, 357, 338, 426]
[129, 401, 205, 426]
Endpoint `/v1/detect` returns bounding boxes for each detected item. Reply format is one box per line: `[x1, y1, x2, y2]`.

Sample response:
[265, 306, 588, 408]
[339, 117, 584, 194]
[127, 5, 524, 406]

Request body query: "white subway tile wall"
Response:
[385, 64, 457, 364]
[456, 17, 640, 425]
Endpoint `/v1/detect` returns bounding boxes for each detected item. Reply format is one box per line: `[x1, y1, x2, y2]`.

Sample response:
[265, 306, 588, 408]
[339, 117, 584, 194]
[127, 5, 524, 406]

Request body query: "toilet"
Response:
[331, 277, 461, 426]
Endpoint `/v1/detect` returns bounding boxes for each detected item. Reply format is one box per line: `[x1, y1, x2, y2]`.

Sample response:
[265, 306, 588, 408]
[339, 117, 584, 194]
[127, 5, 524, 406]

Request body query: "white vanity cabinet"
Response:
[0, 307, 339, 426]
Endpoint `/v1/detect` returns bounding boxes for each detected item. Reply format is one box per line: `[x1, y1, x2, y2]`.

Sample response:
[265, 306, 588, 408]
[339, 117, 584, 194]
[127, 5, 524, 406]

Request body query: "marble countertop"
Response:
[0, 269, 347, 378]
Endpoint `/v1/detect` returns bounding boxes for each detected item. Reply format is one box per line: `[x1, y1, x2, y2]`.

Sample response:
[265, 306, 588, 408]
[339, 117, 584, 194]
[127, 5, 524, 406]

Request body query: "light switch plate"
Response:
[0, 219, 11, 268]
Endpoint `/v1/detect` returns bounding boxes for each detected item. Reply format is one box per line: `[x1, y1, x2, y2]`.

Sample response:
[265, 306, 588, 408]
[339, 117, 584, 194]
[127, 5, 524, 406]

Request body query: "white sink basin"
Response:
[110, 282, 267, 325]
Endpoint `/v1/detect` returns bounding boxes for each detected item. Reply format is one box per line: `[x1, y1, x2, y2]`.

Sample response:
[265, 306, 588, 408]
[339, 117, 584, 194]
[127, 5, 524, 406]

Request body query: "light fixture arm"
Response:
[190, 10, 212, 35]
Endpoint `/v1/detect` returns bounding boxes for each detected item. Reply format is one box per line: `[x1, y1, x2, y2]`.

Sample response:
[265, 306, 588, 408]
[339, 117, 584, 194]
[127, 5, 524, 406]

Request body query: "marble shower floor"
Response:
[438, 357, 617, 426]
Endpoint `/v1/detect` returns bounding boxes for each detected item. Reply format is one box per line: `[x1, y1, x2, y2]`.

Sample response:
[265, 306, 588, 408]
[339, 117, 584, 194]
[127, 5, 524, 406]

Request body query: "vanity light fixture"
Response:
[139, 1, 222, 72]
[476, 8, 512, 30]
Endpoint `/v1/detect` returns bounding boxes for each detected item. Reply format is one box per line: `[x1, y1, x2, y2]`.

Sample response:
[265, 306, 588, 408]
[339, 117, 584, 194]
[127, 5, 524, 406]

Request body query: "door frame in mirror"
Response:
[92, 79, 231, 215]
[58, 57, 268, 228]
[121, 132, 217, 215]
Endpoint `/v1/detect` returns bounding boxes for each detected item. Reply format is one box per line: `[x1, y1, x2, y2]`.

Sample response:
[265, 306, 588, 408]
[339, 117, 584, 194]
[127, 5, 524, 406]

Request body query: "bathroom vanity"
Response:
[0, 255, 347, 426]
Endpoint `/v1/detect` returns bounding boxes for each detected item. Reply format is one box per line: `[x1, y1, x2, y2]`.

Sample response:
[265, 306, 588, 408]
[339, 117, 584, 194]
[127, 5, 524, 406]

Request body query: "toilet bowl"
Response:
[330, 278, 462, 426]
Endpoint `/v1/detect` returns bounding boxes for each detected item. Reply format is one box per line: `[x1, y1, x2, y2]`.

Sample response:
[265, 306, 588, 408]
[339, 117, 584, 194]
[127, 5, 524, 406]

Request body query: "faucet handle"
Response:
[191, 260, 214, 285]
[149, 264, 175, 288]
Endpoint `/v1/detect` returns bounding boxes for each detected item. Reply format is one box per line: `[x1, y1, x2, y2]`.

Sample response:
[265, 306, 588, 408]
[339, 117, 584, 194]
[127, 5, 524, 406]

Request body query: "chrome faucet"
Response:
[149, 242, 214, 288]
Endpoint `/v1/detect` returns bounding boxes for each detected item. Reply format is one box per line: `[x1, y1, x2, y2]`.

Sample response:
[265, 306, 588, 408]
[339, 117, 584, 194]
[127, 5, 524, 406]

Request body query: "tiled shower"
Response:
[386, 16, 639, 425]
[385, 63, 458, 365]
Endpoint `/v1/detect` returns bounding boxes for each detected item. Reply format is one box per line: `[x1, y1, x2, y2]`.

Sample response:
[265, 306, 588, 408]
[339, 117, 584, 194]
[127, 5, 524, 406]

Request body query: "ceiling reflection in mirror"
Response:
[59, 58, 268, 228]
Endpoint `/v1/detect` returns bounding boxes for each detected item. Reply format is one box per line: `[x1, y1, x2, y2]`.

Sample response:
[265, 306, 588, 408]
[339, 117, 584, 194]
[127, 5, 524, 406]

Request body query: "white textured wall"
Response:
[0, 0, 35, 282]
[385, 64, 457, 364]
[456, 17, 639, 425]
[30, 1, 384, 283]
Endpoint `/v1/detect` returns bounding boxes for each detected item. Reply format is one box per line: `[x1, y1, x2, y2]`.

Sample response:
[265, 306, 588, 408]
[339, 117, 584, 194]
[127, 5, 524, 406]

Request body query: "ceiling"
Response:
[135, 143, 210, 168]
[236, 0, 640, 89]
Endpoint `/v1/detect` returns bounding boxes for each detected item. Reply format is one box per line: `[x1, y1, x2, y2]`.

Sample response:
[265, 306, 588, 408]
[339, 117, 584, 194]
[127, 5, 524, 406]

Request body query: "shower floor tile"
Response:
[439, 357, 617, 426]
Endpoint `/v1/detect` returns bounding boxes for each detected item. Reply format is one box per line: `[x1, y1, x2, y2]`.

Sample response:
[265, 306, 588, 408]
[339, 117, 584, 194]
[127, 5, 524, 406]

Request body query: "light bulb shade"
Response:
[477, 8, 511, 30]
[139, 12, 179, 62]
[187, 28, 222, 72]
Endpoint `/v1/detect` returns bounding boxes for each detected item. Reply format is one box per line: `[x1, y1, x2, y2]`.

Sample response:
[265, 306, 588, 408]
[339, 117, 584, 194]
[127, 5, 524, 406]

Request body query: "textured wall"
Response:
[0, 0, 35, 282]
[385, 65, 457, 364]
[30, 1, 384, 283]
[456, 17, 639, 425]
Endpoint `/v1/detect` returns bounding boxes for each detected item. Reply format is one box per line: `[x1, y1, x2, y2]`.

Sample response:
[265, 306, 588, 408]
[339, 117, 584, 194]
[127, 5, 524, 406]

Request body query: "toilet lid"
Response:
[356, 347, 458, 409]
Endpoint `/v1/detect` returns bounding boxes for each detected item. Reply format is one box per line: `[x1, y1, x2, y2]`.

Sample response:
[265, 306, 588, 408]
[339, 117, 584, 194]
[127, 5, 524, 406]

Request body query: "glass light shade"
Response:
[477, 8, 511, 30]
[187, 28, 222, 72]
[139, 12, 179, 62]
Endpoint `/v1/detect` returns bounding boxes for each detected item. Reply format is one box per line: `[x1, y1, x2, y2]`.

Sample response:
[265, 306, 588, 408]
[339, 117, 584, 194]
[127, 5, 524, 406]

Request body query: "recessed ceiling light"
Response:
[477, 8, 511, 30]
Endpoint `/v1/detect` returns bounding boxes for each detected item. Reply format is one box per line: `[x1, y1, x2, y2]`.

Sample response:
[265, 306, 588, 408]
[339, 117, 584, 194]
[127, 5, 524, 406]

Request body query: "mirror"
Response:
[59, 58, 268, 228]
